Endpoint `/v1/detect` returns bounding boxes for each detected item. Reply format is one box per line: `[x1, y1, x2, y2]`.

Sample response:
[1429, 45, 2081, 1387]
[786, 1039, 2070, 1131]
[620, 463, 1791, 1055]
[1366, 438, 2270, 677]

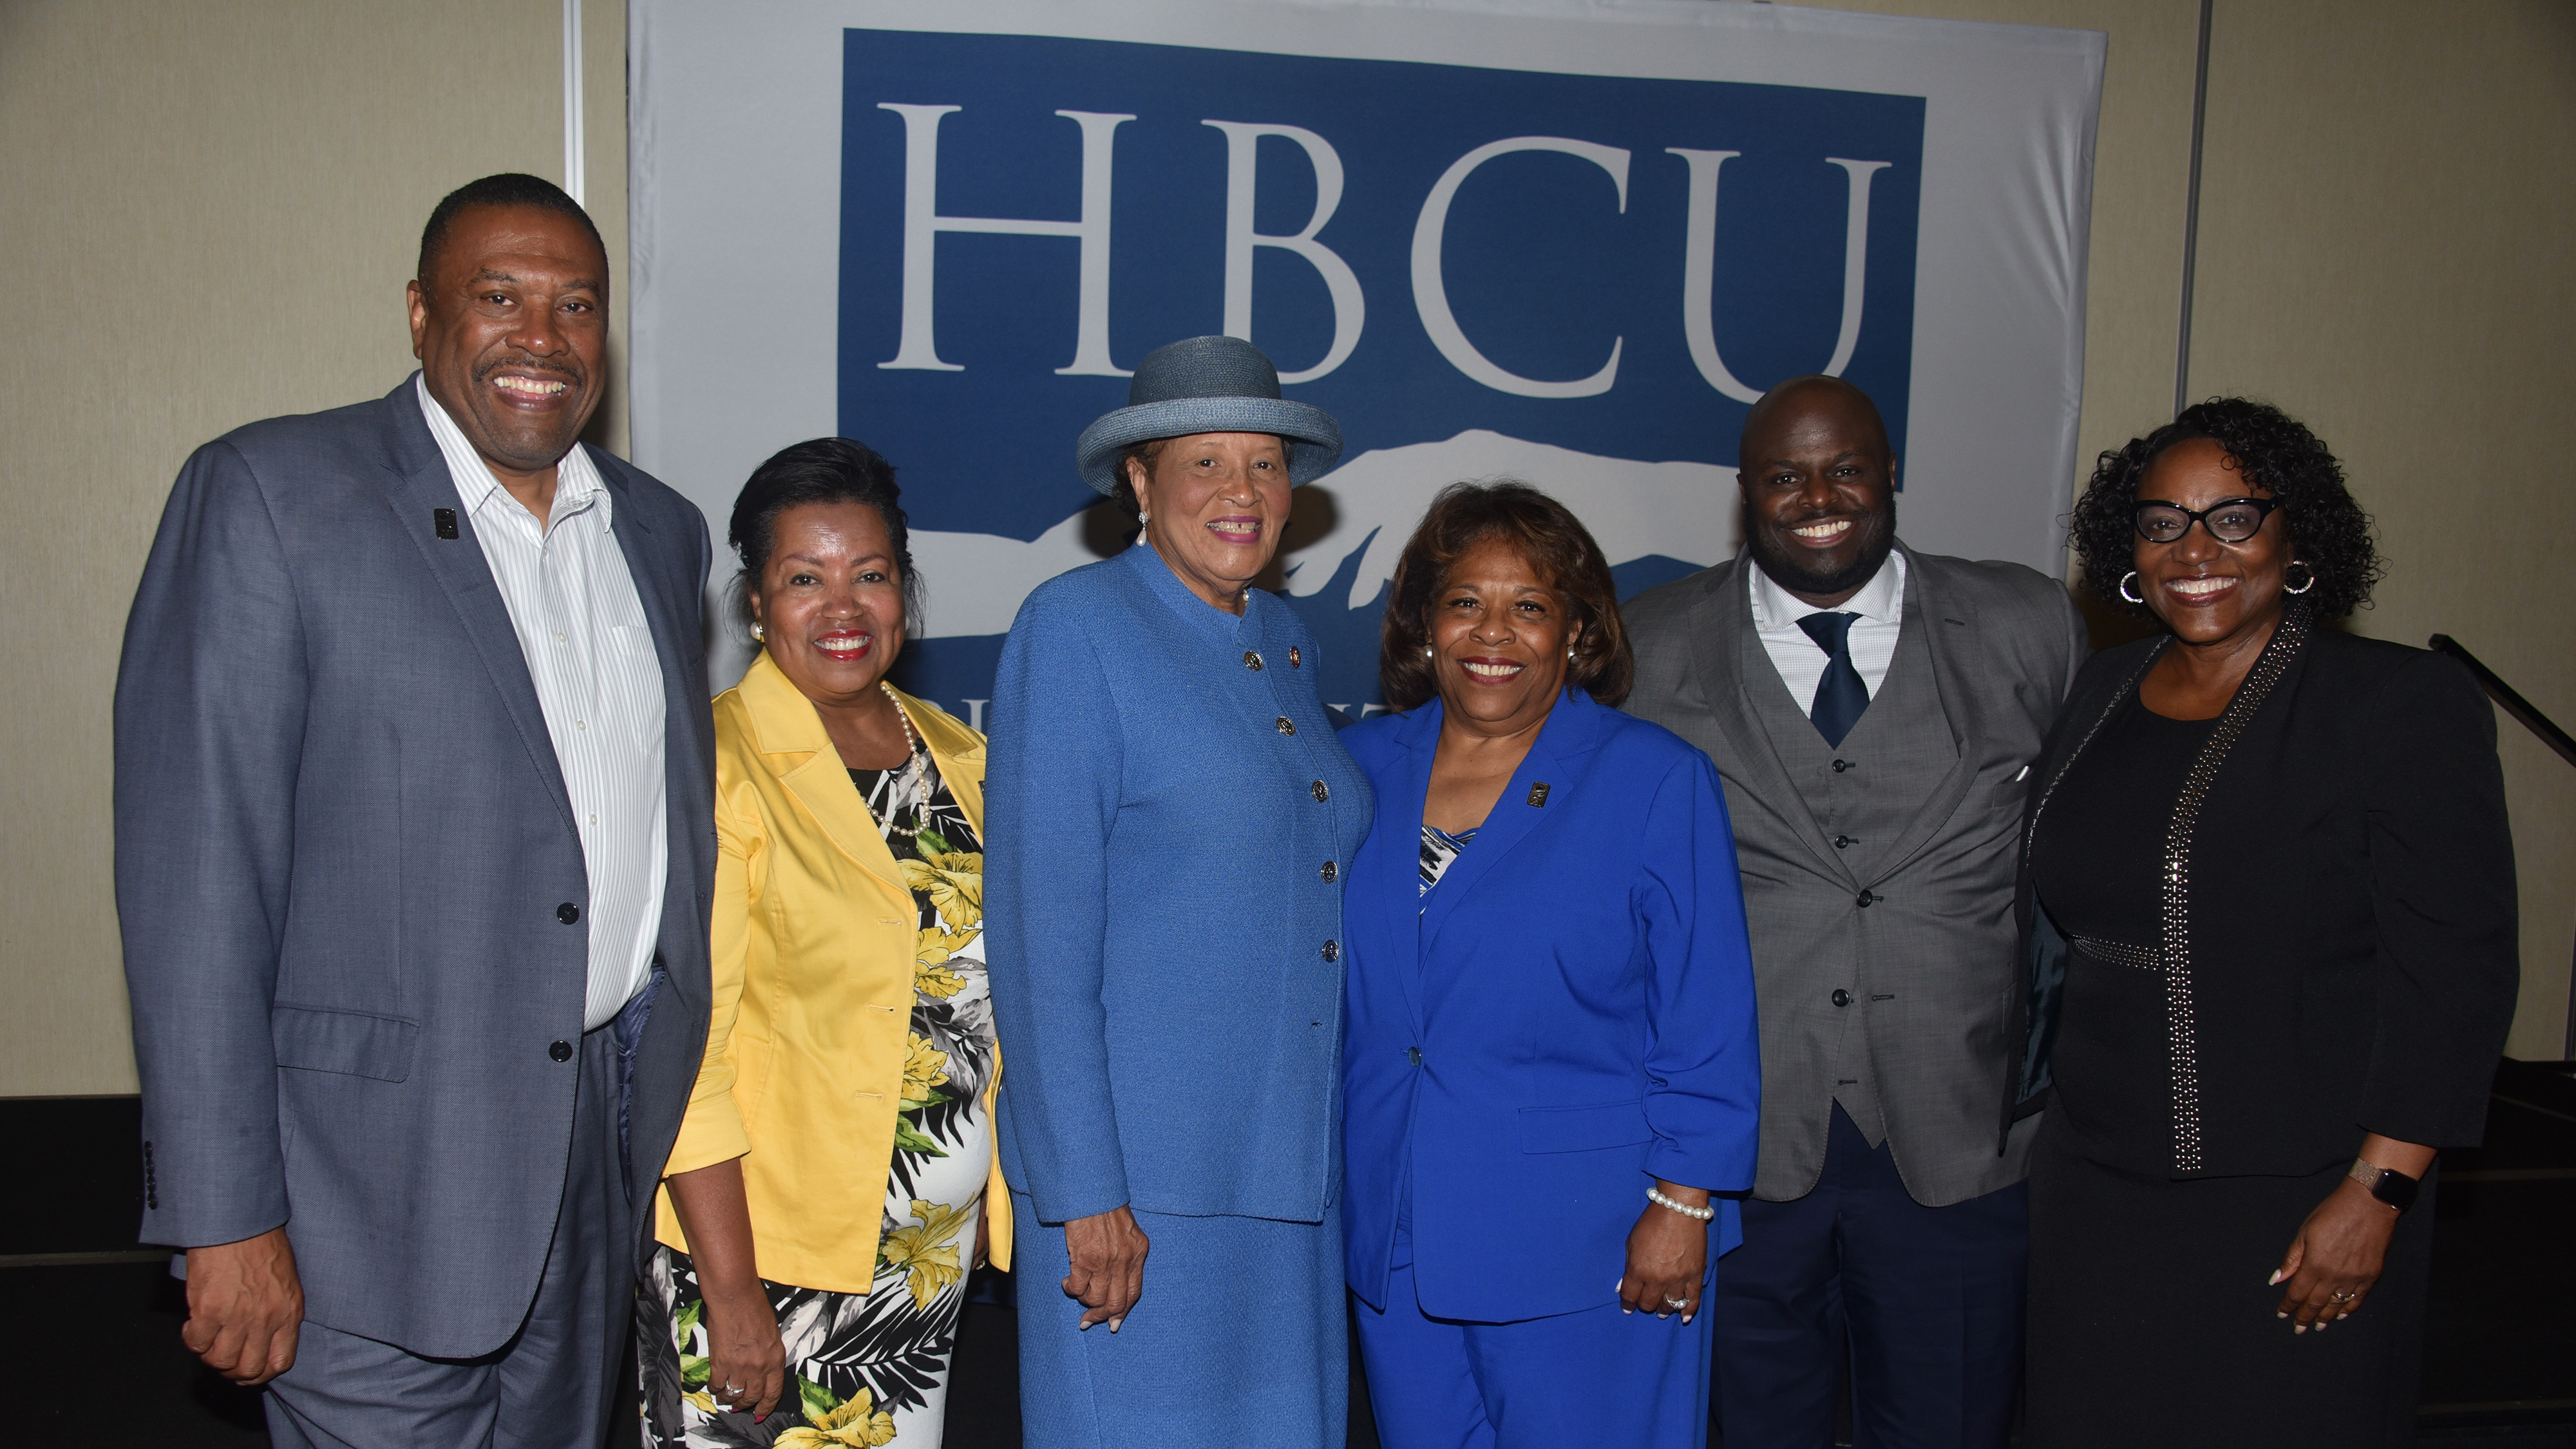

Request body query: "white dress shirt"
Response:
[1748, 547, 1908, 715]
[417, 377, 668, 1030]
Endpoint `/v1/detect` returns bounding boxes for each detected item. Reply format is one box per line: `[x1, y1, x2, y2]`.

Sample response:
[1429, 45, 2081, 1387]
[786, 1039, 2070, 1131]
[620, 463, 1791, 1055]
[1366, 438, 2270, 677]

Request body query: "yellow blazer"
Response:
[656, 652, 1010, 1292]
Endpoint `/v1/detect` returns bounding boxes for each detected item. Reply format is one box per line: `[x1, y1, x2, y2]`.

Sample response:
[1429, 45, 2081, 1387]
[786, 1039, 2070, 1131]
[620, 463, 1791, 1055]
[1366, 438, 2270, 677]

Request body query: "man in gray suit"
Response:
[115, 174, 714, 1446]
[1624, 376, 2085, 1448]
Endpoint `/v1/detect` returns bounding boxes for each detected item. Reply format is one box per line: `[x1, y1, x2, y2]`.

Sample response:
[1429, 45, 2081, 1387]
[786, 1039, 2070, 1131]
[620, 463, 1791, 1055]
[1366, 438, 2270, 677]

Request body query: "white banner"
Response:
[630, 0, 2104, 721]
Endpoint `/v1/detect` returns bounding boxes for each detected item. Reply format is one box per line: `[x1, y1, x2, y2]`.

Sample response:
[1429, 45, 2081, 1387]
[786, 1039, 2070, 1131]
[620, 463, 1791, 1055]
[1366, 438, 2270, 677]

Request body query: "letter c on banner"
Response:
[1411, 137, 1631, 399]
[1203, 122, 1366, 384]
[1668, 149, 1892, 403]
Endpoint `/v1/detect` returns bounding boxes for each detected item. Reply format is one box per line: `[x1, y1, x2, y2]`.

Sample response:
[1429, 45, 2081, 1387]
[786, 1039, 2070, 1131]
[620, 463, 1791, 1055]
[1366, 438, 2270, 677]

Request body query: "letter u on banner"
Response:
[1668, 149, 1892, 403]
[1203, 121, 1366, 384]
[1412, 137, 1631, 399]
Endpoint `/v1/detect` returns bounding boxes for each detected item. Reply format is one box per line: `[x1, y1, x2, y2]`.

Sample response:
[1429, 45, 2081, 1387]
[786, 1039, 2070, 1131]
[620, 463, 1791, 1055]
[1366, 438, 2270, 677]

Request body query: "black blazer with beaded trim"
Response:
[2002, 608, 2519, 1178]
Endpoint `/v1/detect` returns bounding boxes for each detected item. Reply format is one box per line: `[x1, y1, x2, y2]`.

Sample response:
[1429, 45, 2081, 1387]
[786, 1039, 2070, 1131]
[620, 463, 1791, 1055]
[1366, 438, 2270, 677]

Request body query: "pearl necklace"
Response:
[867, 681, 928, 840]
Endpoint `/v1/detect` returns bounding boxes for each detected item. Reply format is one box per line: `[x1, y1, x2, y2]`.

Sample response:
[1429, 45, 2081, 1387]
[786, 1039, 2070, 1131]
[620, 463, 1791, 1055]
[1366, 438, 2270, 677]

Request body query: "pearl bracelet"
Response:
[1646, 1186, 1714, 1222]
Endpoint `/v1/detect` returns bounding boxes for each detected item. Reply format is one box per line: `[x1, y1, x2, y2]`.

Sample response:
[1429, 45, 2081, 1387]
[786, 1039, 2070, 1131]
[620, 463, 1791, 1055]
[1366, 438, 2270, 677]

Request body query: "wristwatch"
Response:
[2348, 1158, 2420, 1214]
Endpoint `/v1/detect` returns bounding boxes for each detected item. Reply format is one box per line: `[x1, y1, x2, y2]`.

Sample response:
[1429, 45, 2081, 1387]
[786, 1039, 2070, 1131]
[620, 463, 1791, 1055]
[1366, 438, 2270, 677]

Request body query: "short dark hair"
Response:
[727, 437, 921, 635]
[417, 173, 605, 282]
[1109, 438, 1167, 518]
[1378, 480, 1634, 711]
[2070, 398, 2381, 620]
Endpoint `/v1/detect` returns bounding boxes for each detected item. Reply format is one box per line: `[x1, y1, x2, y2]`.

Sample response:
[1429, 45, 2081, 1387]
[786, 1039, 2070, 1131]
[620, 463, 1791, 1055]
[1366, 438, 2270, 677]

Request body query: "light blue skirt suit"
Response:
[986, 541, 1374, 1449]
[1340, 687, 1762, 1448]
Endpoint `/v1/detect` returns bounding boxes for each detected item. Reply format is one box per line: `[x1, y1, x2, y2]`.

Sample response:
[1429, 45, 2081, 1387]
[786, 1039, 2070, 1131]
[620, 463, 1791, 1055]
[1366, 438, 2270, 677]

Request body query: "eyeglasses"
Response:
[2132, 497, 2282, 544]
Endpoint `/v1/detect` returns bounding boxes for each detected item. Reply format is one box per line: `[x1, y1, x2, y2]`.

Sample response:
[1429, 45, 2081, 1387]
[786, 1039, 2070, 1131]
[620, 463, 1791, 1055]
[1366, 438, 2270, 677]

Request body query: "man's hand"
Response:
[181, 1227, 303, 1385]
[1061, 1205, 1150, 1332]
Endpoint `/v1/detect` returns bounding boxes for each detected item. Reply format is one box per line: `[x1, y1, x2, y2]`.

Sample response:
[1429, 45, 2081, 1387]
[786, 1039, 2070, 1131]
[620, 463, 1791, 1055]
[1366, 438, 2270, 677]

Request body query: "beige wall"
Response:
[3, 0, 2568, 1093]
[0, 0, 629, 1094]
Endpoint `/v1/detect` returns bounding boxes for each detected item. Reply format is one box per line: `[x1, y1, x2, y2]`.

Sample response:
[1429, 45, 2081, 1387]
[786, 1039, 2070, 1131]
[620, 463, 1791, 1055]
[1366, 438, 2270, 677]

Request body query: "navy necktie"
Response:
[1796, 611, 1870, 747]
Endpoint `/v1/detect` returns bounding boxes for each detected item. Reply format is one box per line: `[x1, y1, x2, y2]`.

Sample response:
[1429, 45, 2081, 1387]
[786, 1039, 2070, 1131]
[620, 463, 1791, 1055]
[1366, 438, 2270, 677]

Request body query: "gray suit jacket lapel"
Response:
[1859, 545, 1984, 883]
[1692, 556, 1859, 888]
[374, 385, 579, 838]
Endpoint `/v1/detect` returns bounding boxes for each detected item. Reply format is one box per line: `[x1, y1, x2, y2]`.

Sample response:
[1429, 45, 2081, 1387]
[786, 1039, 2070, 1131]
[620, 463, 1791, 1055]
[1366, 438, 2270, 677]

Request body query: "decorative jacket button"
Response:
[1321, 940, 1341, 961]
[1855, 891, 1875, 908]
[1832, 989, 1852, 1008]
[556, 903, 581, 924]
[1276, 716, 1296, 736]
[1406, 1046, 1422, 1065]
[1244, 650, 1264, 670]
[549, 1039, 574, 1061]
[1320, 861, 1338, 882]
[1311, 780, 1329, 802]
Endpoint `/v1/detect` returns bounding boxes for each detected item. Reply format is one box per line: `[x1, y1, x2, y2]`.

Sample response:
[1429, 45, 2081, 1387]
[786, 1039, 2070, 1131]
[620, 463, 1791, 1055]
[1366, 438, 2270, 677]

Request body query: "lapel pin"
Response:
[1527, 782, 1550, 808]
[1288, 646, 1302, 668]
[433, 507, 459, 540]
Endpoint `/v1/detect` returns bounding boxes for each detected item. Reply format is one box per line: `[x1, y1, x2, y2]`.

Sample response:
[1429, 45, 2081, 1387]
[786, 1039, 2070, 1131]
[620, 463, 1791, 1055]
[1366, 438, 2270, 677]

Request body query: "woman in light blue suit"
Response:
[1341, 482, 1762, 1449]
[987, 337, 1374, 1448]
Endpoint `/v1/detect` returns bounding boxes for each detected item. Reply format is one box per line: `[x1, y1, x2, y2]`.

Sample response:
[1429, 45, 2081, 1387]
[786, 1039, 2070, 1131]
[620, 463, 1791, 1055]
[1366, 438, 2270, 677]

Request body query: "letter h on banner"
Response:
[876, 103, 1134, 376]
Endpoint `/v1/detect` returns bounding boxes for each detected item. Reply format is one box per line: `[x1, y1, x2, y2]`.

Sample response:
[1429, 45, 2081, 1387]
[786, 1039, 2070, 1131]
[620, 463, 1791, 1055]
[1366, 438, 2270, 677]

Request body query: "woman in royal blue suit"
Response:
[987, 337, 1374, 1448]
[1341, 482, 1763, 1449]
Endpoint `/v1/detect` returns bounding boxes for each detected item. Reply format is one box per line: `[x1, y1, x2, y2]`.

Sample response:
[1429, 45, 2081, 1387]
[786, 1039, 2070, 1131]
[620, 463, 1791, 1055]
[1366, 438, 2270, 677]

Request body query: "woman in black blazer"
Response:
[2008, 399, 2518, 1448]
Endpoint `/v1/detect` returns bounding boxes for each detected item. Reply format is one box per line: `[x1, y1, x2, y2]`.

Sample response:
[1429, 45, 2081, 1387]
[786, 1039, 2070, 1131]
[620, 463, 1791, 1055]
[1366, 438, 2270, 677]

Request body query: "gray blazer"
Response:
[1624, 544, 2085, 1205]
[114, 377, 716, 1358]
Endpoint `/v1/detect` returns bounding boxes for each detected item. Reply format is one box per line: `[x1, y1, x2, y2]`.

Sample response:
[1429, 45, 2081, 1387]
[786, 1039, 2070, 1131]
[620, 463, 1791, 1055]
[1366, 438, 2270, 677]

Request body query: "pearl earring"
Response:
[1423, 645, 1434, 658]
[750, 621, 765, 642]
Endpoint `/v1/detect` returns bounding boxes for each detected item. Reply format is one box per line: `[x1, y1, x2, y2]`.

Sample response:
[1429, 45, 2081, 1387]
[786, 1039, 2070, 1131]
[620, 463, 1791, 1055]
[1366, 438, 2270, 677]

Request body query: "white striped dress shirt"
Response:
[417, 377, 667, 1030]
[1748, 547, 1908, 711]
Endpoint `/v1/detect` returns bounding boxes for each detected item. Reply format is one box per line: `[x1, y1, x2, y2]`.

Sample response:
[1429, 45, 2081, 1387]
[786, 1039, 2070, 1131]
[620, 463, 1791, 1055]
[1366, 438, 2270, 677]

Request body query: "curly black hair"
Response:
[2069, 397, 2381, 620]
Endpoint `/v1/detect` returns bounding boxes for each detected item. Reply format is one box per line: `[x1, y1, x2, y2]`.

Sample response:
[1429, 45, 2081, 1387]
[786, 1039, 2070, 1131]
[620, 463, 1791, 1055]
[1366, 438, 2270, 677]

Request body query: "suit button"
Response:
[1833, 835, 1855, 849]
[1832, 989, 1852, 1008]
[1244, 650, 1264, 671]
[549, 1039, 573, 1061]
[1407, 1046, 1422, 1065]
[1276, 716, 1296, 736]
[1832, 759, 1854, 773]
[1311, 780, 1329, 802]
[1321, 940, 1341, 962]
[1320, 861, 1338, 883]
[1855, 891, 1875, 908]
[557, 902, 581, 924]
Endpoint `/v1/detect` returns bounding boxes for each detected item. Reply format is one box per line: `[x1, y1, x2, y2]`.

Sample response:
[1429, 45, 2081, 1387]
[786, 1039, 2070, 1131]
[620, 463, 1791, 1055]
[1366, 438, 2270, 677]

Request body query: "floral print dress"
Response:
[639, 735, 997, 1449]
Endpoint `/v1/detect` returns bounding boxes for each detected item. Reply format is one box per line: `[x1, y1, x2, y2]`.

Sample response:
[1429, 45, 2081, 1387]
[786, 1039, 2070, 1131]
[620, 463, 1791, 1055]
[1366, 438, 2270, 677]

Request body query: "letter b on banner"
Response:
[1203, 122, 1366, 384]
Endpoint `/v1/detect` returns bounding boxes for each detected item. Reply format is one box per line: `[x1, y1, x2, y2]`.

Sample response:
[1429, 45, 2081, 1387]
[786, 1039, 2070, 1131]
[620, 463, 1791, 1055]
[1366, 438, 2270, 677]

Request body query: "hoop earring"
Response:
[2284, 560, 2317, 595]
[750, 620, 765, 642]
[2119, 571, 2145, 605]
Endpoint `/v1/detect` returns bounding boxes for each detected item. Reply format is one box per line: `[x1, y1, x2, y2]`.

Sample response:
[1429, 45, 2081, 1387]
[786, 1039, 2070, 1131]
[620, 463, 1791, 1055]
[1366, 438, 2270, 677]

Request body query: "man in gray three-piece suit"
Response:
[1624, 377, 2086, 1448]
[114, 175, 714, 1446]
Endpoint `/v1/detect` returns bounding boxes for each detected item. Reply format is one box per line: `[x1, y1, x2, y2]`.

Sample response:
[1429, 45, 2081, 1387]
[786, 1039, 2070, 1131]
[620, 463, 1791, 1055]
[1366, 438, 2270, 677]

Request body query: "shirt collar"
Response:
[414, 374, 611, 532]
[1126, 540, 1258, 645]
[1747, 544, 1907, 631]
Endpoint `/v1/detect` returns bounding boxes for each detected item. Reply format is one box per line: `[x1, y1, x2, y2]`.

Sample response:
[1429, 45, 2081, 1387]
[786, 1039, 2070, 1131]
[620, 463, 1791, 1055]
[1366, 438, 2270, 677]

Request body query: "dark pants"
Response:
[1709, 1104, 2027, 1449]
[266, 985, 654, 1449]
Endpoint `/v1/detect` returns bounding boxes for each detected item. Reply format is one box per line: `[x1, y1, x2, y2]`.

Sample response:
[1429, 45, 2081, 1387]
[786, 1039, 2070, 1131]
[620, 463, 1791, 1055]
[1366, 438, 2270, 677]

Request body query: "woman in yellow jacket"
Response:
[637, 439, 1007, 1448]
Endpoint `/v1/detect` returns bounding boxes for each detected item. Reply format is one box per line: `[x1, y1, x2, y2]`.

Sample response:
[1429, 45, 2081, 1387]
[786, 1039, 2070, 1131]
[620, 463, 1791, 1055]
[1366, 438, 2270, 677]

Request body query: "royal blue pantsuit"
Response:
[1339, 690, 1762, 1449]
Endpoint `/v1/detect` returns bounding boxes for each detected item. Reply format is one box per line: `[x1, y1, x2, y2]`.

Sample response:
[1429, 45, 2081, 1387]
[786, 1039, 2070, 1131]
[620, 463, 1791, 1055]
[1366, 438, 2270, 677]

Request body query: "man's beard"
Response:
[1744, 496, 1897, 598]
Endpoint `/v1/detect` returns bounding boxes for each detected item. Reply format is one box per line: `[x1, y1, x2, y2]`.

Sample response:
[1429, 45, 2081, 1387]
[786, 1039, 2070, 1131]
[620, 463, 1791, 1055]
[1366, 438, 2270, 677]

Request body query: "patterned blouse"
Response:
[1419, 824, 1478, 898]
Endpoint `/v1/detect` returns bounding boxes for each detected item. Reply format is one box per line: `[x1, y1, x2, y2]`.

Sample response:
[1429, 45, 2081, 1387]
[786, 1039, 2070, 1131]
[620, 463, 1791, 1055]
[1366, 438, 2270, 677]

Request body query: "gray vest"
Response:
[1745, 612, 1958, 1146]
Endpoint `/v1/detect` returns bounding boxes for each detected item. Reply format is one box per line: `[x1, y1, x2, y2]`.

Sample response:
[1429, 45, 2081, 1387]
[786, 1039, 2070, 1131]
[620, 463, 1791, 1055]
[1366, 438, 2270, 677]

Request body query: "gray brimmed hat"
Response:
[1074, 335, 1344, 495]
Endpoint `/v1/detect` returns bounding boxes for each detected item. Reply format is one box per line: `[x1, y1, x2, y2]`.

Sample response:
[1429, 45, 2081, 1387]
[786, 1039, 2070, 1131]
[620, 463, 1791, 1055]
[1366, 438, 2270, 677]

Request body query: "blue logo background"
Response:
[835, 28, 1924, 718]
